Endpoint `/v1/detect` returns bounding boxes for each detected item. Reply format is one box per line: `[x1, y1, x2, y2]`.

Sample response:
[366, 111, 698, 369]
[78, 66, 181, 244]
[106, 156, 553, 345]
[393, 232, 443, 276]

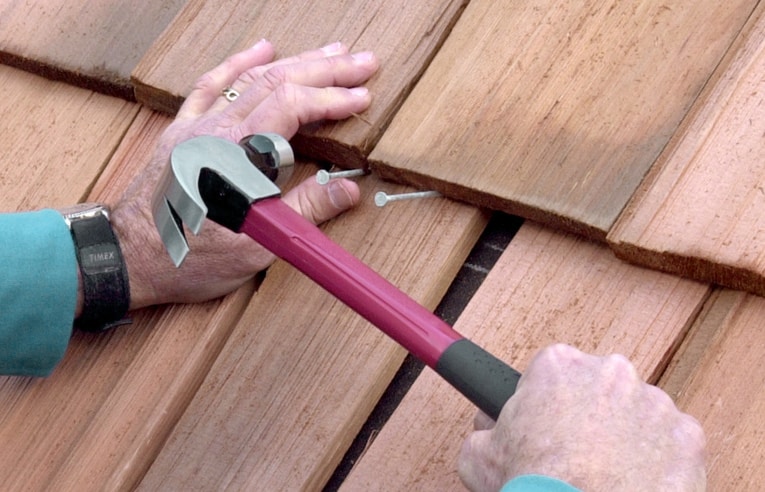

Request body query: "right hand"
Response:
[458, 344, 706, 491]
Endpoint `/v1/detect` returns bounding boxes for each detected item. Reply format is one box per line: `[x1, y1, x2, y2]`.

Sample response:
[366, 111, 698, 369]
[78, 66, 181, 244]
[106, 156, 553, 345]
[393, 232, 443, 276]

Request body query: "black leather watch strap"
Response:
[68, 208, 131, 331]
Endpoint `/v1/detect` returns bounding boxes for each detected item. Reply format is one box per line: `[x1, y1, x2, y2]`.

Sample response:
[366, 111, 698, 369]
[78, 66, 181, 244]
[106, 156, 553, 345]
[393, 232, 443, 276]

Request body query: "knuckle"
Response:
[295, 186, 322, 224]
[272, 82, 293, 101]
[682, 414, 707, 450]
[319, 53, 343, 72]
[599, 353, 641, 396]
[194, 115, 227, 133]
[604, 353, 638, 378]
[273, 83, 301, 111]
[262, 65, 289, 91]
[543, 343, 577, 361]
[529, 344, 579, 374]
[237, 70, 256, 87]
[605, 352, 632, 367]
[645, 383, 677, 411]
[221, 55, 238, 71]
[192, 71, 218, 93]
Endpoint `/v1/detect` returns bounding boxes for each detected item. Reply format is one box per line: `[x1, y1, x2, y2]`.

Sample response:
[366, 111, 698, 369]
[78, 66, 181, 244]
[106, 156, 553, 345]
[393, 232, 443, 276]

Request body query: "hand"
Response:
[458, 344, 706, 491]
[108, 40, 378, 311]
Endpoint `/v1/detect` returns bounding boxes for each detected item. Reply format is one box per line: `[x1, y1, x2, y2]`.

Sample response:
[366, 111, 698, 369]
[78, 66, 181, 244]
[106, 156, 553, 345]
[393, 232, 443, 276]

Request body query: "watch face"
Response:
[79, 243, 121, 274]
[61, 203, 110, 227]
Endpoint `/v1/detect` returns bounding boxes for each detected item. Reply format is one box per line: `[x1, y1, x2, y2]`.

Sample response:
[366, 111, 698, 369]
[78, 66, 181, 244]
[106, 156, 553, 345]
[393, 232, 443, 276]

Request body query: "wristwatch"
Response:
[62, 203, 131, 331]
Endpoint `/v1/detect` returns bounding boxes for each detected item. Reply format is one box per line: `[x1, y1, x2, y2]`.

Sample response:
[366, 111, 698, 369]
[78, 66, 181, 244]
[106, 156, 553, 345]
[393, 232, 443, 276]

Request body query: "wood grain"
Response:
[0, 0, 186, 99]
[609, 3, 765, 297]
[661, 290, 765, 491]
[138, 177, 487, 491]
[370, 0, 757, 240]
[0, 65, 137, 210]
[131, 0, 468, 167]
[341, 222, 710, 490]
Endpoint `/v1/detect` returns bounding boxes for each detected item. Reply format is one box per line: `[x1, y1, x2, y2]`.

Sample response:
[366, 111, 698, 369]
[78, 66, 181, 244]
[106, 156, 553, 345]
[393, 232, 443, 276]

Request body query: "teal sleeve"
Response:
[501, 474, 582, 492]
[0, 209, 78, 376]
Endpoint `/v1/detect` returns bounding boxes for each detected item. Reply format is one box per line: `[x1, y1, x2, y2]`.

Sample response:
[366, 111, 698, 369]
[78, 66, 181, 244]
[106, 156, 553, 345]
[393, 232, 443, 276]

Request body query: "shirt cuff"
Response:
[0, 209, 78, 376]
[501, 474, 582, 492]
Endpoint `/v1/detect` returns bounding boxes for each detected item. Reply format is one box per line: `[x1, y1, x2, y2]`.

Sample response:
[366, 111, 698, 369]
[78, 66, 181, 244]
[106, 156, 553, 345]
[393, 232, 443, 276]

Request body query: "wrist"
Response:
[109, 201, 161, 311]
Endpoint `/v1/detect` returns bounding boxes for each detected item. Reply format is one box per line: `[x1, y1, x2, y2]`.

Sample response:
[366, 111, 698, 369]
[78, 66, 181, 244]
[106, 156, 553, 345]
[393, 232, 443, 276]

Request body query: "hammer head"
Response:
[152, 134, 293, 267]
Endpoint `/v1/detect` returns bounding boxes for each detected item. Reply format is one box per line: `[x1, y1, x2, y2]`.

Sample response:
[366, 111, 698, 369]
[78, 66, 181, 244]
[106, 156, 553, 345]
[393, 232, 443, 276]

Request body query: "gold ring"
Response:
[222, 87, 240, 102]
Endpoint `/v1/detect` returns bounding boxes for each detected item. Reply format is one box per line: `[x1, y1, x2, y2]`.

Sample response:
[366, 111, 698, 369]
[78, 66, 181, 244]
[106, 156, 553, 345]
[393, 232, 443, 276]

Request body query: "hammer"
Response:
[152, 134, 520, 420]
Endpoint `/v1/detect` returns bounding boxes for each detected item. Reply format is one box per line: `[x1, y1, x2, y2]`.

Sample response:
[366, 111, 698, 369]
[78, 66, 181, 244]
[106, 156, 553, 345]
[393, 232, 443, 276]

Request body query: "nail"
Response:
[327, 180, 354, 209]
[252, 38, 268, 49]
[349, 87, 369, 97]
[316, 168, 367, 185]
[374, 190, 441, 207]
[321, 41, 344, 55]
[351, 51, 375, 64]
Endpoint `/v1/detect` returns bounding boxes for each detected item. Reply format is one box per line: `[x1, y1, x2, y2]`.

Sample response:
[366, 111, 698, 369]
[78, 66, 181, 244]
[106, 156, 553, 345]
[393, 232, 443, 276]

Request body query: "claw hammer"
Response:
[152, 134, 520, 420]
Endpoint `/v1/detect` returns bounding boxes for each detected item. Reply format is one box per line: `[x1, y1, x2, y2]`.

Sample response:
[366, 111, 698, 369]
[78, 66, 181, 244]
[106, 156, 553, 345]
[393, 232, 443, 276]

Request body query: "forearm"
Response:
[0, 202, 157, 377]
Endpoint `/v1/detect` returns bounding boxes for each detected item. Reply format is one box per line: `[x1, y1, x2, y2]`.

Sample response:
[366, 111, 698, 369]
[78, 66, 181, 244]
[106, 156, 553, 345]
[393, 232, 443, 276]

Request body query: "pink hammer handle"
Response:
[240, 196, 521, 420]
[240, 197, 462, 368]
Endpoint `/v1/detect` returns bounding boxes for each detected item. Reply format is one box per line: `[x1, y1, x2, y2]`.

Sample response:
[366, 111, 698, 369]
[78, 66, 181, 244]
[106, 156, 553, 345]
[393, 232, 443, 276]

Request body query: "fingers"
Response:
[174, 40, 378, 144]
[281, 176, 361, 225]
[226, 49, 377, 138]
[227, 50, 377, 114]
[178, 40, 377, 123]
[177, 39, 275, 120]
[234, 84, 372, 140]
[242, 41, 350, 85]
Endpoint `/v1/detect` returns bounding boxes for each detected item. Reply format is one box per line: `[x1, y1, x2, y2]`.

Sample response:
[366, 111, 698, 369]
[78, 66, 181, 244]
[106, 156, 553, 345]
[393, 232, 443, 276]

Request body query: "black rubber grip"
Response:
[435, 339, 521, 420]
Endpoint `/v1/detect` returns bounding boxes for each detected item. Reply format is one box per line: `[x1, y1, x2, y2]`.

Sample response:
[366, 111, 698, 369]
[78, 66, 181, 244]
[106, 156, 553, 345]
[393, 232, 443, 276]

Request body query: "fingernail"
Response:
[321, 42, 344, 55]
[352, 51, 375, 64]
[252, 38, 268, 49]
[328, 180, 354, 209]
[349, 87, 369, 97]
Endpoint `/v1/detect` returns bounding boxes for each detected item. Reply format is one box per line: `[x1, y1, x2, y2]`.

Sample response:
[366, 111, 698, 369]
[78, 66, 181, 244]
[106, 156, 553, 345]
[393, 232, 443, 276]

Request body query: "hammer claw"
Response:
[153, 194, 190, 267]
[151, 135, 283, 266]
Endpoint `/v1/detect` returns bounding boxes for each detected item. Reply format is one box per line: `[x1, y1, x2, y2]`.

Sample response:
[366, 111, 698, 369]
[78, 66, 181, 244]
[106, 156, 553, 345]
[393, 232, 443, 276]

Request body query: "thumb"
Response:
[281, 176, 361, 225]
[458, 430, 501, 492]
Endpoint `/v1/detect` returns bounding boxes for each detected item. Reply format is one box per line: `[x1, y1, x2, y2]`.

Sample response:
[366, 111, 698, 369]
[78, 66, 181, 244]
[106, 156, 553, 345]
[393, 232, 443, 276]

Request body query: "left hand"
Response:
[109, 40, 379, 310]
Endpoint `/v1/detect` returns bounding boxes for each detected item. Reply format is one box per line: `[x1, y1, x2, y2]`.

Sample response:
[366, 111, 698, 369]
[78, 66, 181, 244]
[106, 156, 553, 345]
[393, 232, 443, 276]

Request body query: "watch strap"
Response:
[70, 213, 131, 331]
